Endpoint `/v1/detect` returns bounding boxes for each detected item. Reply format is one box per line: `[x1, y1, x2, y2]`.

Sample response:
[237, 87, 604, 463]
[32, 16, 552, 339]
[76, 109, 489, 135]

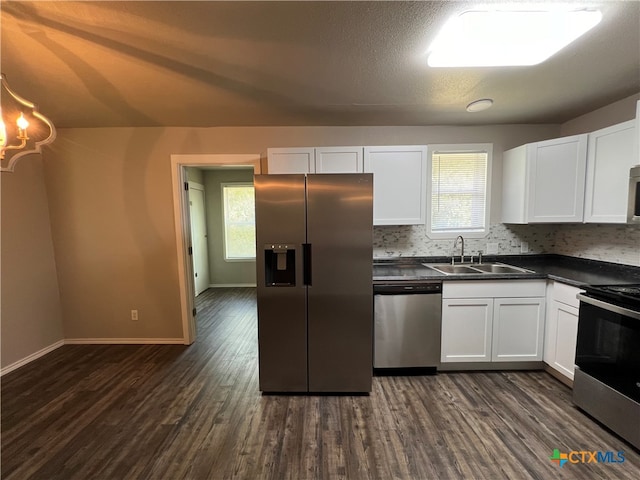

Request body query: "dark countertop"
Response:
[373, 254, 640, 287]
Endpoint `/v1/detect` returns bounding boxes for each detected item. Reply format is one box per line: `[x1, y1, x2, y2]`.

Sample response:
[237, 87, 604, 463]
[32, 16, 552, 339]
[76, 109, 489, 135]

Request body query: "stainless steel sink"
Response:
[469, 263, 533, 274]
[423, 262, 534, 275]
[425, 264, 483, 274]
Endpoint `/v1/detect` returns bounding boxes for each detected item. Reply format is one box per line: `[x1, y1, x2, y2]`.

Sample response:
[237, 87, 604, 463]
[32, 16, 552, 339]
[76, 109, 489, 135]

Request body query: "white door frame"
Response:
[171, 154, 262, 344]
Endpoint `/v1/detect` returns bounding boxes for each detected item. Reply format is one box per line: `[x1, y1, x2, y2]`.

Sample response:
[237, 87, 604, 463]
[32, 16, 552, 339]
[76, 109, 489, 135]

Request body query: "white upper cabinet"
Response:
[267, 147, 364, 174]
[267, 148, 315, 174]
[267, 144, 426, 225]
[584, 120, 636, 223]
[364, 146, 428, 225]
[527, 135, 588, 223]
[315, 146, 364, 173]
[502, 145, 529, 224]
[502, 134, 588, 223]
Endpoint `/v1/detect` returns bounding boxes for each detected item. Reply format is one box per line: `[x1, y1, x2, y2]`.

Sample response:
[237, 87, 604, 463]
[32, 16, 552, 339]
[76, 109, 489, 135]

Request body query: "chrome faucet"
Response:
[452, 235, 465, 264]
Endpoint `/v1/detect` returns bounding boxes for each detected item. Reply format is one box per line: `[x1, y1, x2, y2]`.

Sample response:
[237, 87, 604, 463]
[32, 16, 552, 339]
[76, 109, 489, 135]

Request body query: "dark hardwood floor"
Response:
[2, 287, 639, 479]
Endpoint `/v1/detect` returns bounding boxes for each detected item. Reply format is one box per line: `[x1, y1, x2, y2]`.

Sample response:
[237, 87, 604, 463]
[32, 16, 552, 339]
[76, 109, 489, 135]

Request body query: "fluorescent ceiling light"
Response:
[427, 9, 602, 67]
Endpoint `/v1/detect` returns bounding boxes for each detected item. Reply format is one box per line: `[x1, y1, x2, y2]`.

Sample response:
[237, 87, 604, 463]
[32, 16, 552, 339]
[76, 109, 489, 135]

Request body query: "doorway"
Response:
[171, 154, 261, 344]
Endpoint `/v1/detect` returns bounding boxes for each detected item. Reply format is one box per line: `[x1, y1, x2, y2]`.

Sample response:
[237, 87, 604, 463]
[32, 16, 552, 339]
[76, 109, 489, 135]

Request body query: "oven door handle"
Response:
[577, 293, 640, 321]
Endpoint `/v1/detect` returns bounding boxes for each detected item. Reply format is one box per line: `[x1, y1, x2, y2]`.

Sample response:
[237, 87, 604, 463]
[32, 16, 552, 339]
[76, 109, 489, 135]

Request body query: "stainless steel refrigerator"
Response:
[255, 173, 373, 393]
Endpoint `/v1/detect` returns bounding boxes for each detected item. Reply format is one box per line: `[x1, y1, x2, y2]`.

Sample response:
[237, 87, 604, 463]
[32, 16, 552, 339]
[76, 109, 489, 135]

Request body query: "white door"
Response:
[189, 184, 210, 295]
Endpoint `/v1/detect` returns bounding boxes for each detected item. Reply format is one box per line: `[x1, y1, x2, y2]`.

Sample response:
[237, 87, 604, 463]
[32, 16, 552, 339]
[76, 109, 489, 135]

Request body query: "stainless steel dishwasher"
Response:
[373, 282, 442, 373]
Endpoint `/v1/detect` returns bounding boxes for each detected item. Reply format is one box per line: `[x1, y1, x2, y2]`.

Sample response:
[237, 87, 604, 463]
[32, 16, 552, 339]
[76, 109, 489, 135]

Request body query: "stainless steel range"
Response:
[574, 284, 640, 449]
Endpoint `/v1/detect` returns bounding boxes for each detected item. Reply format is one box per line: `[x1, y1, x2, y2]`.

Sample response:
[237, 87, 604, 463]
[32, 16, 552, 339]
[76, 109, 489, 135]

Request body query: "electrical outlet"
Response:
[131, 309, 138, 321]
[521, 242, 529, 253]
[486, 243, 499, 254]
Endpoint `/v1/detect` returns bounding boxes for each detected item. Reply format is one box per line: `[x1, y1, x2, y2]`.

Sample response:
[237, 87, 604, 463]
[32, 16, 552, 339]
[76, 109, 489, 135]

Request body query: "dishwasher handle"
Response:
[374, 283, 442, 295]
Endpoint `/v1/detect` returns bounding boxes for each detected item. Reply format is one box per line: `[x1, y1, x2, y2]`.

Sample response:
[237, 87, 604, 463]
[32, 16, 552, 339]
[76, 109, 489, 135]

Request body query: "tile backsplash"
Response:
[373, 223, 640, 266]
[553, 224, 640, 266]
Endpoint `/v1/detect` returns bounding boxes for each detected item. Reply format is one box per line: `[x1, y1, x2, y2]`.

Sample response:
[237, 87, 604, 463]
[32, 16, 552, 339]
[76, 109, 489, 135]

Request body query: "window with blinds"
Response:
[428, 146, 491, 238]
[222, 183, 256, 260]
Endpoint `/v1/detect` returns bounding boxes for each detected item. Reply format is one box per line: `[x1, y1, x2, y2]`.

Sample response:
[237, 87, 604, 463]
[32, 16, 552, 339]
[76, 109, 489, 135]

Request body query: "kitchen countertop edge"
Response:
[373, 254, 640, 287]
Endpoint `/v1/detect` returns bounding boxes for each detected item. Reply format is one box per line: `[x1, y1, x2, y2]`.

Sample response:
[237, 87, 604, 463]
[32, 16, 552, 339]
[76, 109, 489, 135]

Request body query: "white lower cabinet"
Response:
[441, 280, 546, 364]
[544, 282, 584, 381]
[492, 297, 545, 362]
[441, 298, 493, 362]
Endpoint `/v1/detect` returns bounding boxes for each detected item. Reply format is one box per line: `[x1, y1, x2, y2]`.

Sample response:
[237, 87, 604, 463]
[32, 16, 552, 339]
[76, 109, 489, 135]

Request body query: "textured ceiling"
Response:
[1, 1, 639, 128]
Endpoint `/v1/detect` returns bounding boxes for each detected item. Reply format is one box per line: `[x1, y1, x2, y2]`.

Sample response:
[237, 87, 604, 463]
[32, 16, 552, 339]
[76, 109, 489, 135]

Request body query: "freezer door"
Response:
[254, 175, 307, 392]
[306, 174, 374, 392]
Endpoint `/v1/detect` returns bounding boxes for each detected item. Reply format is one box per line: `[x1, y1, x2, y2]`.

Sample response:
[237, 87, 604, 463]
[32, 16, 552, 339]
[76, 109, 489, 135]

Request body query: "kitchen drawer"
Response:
[552, 282, 584, 308]
[443, 280, 546, 299]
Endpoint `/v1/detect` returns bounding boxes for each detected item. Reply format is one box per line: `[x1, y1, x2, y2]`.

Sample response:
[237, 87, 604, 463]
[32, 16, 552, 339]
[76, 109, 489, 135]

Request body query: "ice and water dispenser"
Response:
[264, 244, 296, 286]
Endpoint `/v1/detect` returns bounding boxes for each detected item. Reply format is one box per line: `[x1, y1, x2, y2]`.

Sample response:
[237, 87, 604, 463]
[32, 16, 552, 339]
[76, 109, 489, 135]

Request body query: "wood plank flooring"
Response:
[2, 287, 639, 479]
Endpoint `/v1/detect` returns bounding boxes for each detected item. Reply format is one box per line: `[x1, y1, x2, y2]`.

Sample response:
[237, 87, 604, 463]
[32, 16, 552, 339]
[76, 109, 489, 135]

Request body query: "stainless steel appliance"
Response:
[574, 284, 640, 449]
[628, 165, 640, 224]
[374, 282, 442, 373]
[255, 174, 373, 393]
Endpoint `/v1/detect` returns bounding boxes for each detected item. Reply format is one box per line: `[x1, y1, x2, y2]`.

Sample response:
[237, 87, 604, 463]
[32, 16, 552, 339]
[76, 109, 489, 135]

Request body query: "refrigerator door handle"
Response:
[303, 243, 312, 286]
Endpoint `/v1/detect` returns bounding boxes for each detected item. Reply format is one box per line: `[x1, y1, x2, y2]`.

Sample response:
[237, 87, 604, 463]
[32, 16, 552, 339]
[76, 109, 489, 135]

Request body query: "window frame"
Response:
[221, 182, 256, 262]
[426, 143, 492, 239]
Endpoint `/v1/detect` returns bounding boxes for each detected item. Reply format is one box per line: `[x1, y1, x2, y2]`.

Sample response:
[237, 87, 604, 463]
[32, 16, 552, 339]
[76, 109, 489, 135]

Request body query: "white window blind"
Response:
[430, 150, 488, 234]
[222, 183, 256, 260]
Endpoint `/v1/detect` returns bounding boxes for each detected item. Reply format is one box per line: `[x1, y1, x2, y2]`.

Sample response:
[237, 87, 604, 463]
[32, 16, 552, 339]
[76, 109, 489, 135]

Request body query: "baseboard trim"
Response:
[64, 338, 186, 345]
[0, 339, 65, 377]
[543, 363, 574, 388]
[208, 283, 257, 288]
[439, 361, 544, 371]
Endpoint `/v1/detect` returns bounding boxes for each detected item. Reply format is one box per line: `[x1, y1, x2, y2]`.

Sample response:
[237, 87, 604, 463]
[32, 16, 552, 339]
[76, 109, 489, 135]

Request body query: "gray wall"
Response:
[185, 166, 204, 184]
[1, 93, 637, 369]
[1, 157, 64, 371]
[204, 168, 257, 286]
[37, 123, 559, 343]
[560, 93, 639, 136]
